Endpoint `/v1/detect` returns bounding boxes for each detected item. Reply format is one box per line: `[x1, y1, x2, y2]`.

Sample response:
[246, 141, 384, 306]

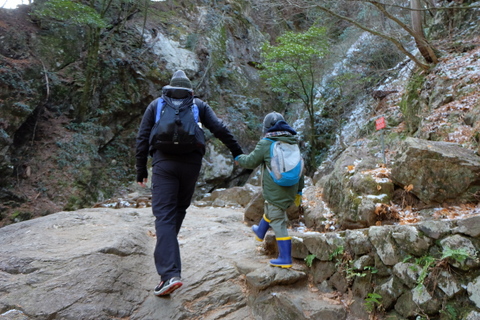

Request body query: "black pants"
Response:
[151, 160, 201, 281]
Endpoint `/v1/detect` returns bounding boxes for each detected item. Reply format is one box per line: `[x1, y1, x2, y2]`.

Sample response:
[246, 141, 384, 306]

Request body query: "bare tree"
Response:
[263, 0, 476, 70]
[410, 0, 438, 63]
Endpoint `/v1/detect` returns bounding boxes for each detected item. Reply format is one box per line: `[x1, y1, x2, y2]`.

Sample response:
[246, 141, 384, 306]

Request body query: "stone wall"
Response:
[270, 215, 480, 319]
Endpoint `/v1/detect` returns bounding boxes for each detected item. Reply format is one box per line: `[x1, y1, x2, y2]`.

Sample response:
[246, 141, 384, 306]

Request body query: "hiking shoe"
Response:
[154, 277, 183, 296]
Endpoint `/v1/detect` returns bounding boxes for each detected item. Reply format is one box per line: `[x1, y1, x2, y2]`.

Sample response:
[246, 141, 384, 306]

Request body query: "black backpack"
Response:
[149, 96, 205, 154]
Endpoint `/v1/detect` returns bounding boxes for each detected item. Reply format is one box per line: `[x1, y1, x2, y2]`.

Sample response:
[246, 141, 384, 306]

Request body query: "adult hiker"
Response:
[135, 70, 244, 296]
[235, 112, 304, 268]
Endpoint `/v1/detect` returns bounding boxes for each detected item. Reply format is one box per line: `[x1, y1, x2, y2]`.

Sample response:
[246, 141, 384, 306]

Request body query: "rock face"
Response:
[319, 141, 397, 229]
[0, 205, 346, 320]
[259, 218, 480, 319]
[391, 137, 480, 204]
[0, 207, 253, 319]
[0, 1, 281, 222]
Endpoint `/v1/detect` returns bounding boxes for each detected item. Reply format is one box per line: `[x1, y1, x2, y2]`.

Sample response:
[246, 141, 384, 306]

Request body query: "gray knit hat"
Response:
[263, 112, 285, 133]
[169, 70, 192, 89]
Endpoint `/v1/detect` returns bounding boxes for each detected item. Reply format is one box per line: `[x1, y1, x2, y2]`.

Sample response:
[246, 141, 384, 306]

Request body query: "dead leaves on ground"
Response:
[374, 203, 400, 226]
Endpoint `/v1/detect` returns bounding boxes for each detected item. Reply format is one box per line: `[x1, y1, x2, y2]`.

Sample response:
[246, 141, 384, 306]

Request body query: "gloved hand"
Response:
[136, 168, 148, 183]
[231, 147, 244, 159]
[294, 193, 302, 207]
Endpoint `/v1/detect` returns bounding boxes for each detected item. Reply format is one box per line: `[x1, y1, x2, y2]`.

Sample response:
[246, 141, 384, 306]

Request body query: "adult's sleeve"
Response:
[135, 100, 156, 182]
[199, 101, 244, 158]
[235, 139, 269, 170]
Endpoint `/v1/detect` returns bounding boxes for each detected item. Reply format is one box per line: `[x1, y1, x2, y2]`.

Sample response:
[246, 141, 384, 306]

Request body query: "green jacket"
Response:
[236, 135, 304, 210]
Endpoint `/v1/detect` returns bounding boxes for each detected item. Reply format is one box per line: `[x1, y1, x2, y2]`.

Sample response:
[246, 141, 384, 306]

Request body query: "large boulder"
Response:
[196, 183, 260, 208]
[391, 137, 480, 205]
[319, 143, 395, 229]
[0, 206, 255, 320]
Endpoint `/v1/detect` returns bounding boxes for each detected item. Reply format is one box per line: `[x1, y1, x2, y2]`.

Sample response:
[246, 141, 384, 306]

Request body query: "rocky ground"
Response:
[0, 199, 352, 320]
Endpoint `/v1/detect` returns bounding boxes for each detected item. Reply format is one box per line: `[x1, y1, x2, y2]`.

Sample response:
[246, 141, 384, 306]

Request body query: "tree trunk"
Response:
[410, 0, 438, 63]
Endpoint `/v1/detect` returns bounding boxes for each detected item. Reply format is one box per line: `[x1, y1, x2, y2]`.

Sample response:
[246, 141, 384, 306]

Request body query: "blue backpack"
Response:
[265, 138, 304, 186]
[149, 97, 205, 154]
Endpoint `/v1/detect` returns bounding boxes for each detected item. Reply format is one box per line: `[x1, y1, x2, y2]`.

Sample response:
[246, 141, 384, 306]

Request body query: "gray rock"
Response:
[392, 262, 421, 289]
[454, 215, 480, 237]
[395, 286, 441, 318]
[465, 310, 480, 320]
[417, 219, 453, 239]
[352, 255, 374, 271]
[369, 226, 401, 266]
[251, 289, 347, 320]
[245, 266, 307, 290]
[440, 234, 479, 270]
[328, 271, 349, 293]
[200, 184, 260, 208]
[291, 234, 309, 259]
[392, 225, 431, 256]
[0, 207, 256, 320]
[376, 276, 407, 309]
[467, 275, 480, 308]
[312, 261, 336, 284]
[345, 229, 372, 255]
[391, 137, 480, 204]
[437, 270, 463, 298]
[243, 192, 265, 225]
[302, 232, 345, 262]
[0, 310, 29, 320]
[303, 185, 330, 231]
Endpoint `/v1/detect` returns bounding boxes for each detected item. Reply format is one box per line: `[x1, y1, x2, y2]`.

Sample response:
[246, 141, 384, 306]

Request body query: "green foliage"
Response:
[31, 0, 108, 28]
[345, 261, 367, 279]
[364, 292, 382, 313]
[405, 247, 474, 290]
[441, 247, 472, 264]
[414, 255, 436, 288]
[329, 245, 344, 261]
[304, 254, 316, 267]
[52, 122, 135, 210]
[439, 304, 458, 320]
[399, 73, 425, 134]
[344, 261, 378, 279]
[327, 246, 377, 280]
[10, 210, 33, 222]
[260, 26, 330, 173]
[185, 33, 199, 50]
[260, 26, 329, 99]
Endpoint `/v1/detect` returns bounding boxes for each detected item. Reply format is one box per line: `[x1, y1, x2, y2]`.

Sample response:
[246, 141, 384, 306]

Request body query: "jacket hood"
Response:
[266, 120, 297, 135]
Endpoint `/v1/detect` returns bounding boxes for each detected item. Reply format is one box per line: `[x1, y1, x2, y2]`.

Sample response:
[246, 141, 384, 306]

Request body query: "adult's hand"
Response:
[137, 178, 148, 188]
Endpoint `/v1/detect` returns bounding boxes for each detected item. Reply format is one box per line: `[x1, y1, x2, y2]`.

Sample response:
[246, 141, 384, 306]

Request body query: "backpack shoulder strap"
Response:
[155, 98, 165, 123]
[193, 98, 207, 123]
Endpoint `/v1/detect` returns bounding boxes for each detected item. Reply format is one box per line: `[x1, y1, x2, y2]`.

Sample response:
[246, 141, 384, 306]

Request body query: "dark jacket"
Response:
[136, 93, 243, 181]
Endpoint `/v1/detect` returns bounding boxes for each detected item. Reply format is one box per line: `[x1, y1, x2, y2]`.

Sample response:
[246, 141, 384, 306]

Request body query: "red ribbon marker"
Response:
[376, 117, 386, 130]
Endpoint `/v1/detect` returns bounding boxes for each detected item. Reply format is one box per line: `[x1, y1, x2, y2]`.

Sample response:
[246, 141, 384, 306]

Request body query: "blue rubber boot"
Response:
[252, 215, 271, 242]
[270, 238, 292, 268]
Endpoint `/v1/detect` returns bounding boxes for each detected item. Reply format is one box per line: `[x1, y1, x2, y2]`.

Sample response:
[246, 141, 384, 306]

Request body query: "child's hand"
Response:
[294, 193, 302, 207]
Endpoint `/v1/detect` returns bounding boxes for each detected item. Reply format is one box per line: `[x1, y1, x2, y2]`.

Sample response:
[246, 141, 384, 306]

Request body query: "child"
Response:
[235, 112, 304, 268]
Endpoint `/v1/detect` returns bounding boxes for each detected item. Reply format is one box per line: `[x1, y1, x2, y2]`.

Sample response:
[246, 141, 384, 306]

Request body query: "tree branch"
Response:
[313, 3, 430, 70]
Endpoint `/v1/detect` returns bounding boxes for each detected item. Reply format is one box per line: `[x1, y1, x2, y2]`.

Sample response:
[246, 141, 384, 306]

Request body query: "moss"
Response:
[10, 210, 32, 222]
[37, 26, 84, 71]
[399, 72, 426, 134]
[11, 102, 33, 117]
[64, 195, 82, 211]
[350, 193, 363, 212]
